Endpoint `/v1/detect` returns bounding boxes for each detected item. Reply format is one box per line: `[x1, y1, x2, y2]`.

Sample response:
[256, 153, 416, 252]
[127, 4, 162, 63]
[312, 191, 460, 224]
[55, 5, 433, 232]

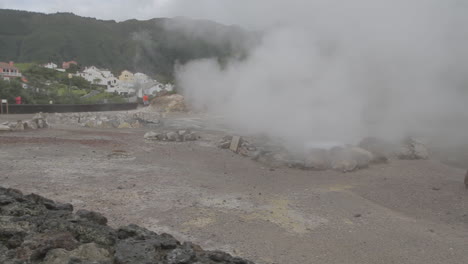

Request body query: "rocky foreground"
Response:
[0, 187, 254, 264]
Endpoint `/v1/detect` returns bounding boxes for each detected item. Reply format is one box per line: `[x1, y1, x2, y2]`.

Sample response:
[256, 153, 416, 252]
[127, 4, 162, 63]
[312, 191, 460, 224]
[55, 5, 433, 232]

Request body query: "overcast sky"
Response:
[0, 0, 266, 28]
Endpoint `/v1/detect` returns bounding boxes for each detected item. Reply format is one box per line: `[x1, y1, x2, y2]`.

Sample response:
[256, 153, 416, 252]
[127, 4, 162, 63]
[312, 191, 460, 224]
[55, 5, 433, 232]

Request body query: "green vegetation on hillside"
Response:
[0, 9, 256, 80]
[1, 65, 126, 104]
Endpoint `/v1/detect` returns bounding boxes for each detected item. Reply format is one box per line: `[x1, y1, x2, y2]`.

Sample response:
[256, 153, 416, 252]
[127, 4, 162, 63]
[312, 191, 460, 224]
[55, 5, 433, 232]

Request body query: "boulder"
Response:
[14, 121, 25, 131]
[16, 232, 80, 261]
[0, 124, 11, 131]
[76, 210, 108, 226]
[358, 137, 392, 163]
[166, 242, 196, 264]
[36, 118, 49, 129]
[398, 137, 429, 160]
[166, 132, 179, 142]
[329, 146, 373, 172]
[230, 136, 242, 152]
[218, 141, 231, 149]
[24, 120, 38, 130]
[217, 136, 233, 149]
[144, 131, 160, 140]
[32, 113, 45, 121]
[43, 243, 112, 264]
[183, 133, 197, 142]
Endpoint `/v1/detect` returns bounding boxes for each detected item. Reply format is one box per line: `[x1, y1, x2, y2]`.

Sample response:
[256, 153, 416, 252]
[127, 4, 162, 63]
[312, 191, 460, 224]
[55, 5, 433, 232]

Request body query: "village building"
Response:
[43, 62, 58, 69]
[119, 70, 134, 83]
[62, 61, 78, 69]
[76, 66, 120, 91]
[0, 61, 22, 80]
[134, 72, 151, 84]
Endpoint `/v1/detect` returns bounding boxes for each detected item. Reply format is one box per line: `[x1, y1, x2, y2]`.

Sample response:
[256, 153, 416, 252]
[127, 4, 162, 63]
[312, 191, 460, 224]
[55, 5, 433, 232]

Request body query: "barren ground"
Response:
[1, 113, 467, 264]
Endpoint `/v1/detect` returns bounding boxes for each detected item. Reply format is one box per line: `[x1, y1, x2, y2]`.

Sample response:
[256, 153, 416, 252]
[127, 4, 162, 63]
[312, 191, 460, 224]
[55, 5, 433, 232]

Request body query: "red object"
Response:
[62, 61, 78, 69]
[143, 95, 149, 102]
[15, 96, 21, 105]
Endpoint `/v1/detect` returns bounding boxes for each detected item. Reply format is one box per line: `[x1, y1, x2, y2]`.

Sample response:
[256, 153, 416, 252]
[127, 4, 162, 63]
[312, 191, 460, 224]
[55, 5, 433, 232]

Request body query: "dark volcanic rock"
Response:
[0, 186, 255, 264]
[76, 210, 108, 226]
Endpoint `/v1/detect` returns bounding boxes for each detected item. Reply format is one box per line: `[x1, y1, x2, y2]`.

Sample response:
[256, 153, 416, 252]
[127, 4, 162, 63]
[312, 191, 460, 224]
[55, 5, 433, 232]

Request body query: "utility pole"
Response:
[68, 73, 73, 101]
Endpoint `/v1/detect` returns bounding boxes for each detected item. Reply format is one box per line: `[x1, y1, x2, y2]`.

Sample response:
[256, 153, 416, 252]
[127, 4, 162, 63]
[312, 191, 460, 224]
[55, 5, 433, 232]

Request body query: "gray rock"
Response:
[156, 133, 167, 141]
[0, 124, 11, 131]
[398, 137, 429, 160]
[358, 137, 392, 163]
[43, 243, 112, 264]
[144, 131, 160, 140]
[25, 120, 38, 130]
[183, 132, 197, 141]
[16, 232, 80, 261]
[217, 141, 231, 149]
[329, 146, 373, 172]
[14, 120, 25, 131]
[114, 239, 159, 264]
[166, 132, 179, 142]
[76, 210, 108, 226]
[36, 118, 49, 129]
[32, 112, 45, 120]
[166, 243, 195, 264]
[230, 136, 242, 152]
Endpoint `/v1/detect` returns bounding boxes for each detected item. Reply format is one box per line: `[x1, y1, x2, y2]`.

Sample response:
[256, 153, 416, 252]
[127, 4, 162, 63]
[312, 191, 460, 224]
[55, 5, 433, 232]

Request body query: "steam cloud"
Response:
[175, 0, 468, 151]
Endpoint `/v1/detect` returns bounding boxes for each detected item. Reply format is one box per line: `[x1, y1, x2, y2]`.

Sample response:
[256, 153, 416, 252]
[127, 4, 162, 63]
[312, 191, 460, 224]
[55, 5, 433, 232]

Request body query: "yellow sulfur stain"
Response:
[242, 197, 323, 234]
[327, 184, 354, 192]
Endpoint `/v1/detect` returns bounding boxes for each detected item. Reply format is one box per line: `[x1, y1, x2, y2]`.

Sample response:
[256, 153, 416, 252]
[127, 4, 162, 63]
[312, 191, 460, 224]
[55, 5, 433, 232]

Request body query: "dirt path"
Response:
[0, 125, 467, 264]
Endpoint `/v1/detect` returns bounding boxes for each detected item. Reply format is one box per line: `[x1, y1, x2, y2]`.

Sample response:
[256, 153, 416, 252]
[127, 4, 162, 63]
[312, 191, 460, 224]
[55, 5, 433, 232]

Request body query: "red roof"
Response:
[0, 62, 18, 70]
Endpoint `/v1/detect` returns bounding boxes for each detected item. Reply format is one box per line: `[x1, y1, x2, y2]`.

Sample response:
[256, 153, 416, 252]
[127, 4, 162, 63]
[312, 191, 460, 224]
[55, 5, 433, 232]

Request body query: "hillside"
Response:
[0, 9, 256, 80]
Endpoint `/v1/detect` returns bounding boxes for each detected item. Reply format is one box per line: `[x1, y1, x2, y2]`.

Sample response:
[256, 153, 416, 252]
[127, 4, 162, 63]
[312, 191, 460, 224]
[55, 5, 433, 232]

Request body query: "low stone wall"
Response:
[0, 186, 254, 264]
[48, 112, 161, 129]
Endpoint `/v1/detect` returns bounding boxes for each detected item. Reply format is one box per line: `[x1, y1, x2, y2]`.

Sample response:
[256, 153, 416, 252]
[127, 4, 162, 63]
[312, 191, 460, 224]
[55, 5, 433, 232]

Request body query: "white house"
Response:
[134, 72, 151, 84]
[43, 62, 58, 69]
[77, 66, 121, 91]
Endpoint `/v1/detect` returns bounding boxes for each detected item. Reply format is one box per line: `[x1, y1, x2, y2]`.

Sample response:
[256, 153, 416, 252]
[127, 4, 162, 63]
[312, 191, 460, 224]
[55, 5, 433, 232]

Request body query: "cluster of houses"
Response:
[43, 61, 174, 97]
[76, 66, 174, 96]
[1, 60, 175, 99]
[43, 61, 78, 72]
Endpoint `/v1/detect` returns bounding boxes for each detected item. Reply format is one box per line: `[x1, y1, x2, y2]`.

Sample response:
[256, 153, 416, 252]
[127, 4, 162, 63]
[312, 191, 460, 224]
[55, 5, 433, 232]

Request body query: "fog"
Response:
[174, 0, 468, 152]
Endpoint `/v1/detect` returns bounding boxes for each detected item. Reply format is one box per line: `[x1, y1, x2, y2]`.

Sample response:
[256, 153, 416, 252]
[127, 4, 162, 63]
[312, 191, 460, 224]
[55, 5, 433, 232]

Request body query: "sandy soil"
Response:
[0, 113, 467, 264]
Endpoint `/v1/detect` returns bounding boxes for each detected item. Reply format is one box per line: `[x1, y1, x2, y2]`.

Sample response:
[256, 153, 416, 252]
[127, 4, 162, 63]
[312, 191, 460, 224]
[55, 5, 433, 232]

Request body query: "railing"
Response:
[4, 103, 138, 114]
[0, 72, 22, 77]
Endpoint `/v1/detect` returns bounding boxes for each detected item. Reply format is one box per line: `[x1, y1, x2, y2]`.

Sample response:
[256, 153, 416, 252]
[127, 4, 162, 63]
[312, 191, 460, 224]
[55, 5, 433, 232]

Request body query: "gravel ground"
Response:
[0, 114, 467, 264]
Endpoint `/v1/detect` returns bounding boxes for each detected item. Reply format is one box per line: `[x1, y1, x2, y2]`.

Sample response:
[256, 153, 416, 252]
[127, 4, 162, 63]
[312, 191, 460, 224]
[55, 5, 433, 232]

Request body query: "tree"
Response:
[92, 78, 101, 85]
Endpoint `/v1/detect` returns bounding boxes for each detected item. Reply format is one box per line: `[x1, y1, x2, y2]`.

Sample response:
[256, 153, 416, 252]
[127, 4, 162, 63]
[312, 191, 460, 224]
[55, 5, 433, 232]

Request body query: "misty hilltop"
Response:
[0, 9, 256, 79]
